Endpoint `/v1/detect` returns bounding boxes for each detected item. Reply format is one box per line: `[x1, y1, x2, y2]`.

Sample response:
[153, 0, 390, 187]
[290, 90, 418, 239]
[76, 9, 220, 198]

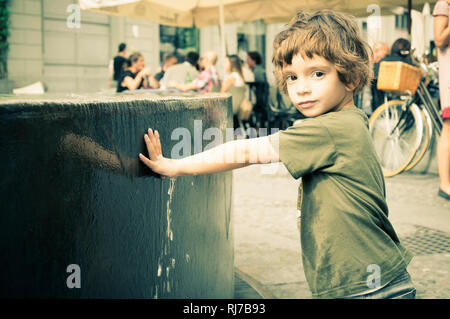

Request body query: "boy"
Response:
[139, 10, 415, 299]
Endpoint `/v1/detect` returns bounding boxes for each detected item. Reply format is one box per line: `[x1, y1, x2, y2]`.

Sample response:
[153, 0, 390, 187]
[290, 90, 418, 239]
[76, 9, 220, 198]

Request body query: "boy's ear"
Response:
[345, 83, 356, 91]
[345, 76, 360, 92]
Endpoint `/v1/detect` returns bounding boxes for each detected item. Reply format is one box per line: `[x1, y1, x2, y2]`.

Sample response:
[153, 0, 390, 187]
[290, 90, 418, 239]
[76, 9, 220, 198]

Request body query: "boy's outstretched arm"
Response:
[139, 128, 280, 177]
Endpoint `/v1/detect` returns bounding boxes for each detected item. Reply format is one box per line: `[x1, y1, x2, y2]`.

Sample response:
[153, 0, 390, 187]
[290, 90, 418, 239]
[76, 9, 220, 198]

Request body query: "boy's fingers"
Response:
[148, 128, 156, 144]
[155, 130, 162, 155]
[139, 153, 155, 169]
[148, 128, 161, 157]
[144, 133, 158, 160]
[148, 128, 159, 159]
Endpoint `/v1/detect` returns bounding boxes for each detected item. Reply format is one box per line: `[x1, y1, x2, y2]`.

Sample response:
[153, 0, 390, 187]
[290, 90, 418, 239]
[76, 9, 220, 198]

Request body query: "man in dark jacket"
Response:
[113, 43, 128, 83]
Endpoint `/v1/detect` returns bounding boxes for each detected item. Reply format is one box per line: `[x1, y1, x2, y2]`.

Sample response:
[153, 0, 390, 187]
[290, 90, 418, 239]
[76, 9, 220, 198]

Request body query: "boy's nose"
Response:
[295, 80, 311, 95]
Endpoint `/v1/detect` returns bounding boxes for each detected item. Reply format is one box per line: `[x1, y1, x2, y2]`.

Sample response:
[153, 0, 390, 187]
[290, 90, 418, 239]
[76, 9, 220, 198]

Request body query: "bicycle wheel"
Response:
[404, 107, 432, 171]
[369, 100, 424, 177]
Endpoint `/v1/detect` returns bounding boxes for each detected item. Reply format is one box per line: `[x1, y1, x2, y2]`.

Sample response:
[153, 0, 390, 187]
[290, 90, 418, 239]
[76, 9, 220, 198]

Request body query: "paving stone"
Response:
[233, 165, 450, 299]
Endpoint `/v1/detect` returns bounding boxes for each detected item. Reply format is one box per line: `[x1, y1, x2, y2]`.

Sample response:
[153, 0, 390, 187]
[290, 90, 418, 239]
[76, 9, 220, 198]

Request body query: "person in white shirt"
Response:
[160, 52, 199, 88]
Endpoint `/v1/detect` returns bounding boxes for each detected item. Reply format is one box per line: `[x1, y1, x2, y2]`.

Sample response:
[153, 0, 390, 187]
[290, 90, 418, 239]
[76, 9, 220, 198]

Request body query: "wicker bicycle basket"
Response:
[377, 61, 423, 95]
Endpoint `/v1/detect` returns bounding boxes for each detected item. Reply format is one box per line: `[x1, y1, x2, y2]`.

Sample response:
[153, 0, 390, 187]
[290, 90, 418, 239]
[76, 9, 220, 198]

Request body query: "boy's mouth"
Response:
[298, 100, 317, 108]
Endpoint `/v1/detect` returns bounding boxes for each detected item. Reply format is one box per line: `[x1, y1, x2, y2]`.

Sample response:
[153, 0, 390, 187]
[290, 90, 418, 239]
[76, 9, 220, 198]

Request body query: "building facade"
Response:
[9, 0, 160, 92]
[7, 0, 434, 93]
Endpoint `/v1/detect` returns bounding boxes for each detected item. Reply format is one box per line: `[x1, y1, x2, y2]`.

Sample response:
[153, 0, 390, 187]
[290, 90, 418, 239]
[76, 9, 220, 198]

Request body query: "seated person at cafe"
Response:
[172, 51, 220, 93]
[160, 52, 200, 88]
[221, 54, 247, 114]
[221, 54, 249, 129]
[153, 53, 178, 87]
[117, 52, 158, 93]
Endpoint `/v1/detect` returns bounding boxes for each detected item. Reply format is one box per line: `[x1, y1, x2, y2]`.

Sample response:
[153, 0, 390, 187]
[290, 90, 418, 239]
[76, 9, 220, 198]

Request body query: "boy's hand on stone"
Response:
[139, 128, 178, 178]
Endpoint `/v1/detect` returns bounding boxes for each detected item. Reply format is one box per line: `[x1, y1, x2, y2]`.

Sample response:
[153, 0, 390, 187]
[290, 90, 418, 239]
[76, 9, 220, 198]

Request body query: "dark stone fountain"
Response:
[0, 92, 234, 298]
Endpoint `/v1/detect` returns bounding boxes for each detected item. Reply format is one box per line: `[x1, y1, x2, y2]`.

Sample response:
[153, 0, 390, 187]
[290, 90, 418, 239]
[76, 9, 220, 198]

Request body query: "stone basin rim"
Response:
[0, 92, 231, 106]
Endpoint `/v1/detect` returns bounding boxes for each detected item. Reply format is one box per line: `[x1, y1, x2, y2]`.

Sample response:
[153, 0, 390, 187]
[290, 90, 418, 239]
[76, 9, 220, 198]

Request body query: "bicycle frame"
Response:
[415, 81, 443, 135]
[387, 78, 442, 137]
[385, 98, 415, 136]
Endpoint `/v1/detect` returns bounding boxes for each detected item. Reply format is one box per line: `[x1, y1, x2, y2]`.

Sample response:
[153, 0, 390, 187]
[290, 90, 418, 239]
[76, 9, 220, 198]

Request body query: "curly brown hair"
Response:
[273, 10, 373, 94]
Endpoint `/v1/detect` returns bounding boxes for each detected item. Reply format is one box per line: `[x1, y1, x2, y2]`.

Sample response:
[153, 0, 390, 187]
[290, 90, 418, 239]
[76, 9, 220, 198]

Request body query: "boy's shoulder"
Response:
[320, 106, 367, 122]
[286, 107, 373, 156]
[274, 106, 370, 146]
[294, 106, 369, 133]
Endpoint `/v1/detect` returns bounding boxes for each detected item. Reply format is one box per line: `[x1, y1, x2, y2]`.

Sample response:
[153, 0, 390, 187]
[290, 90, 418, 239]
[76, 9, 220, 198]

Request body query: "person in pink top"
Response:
[433, 0, 450, 200]
[173, 51, 221, 93]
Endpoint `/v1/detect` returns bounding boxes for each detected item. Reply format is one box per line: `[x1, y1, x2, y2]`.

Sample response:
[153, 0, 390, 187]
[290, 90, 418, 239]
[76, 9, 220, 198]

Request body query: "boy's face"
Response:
[283, 54, 354, 117]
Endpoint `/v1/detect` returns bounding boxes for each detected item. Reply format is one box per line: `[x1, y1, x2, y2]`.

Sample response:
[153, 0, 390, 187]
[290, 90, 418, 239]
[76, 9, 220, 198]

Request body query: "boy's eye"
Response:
[312, 71, 325, 78]
[286, 75, 297, 82]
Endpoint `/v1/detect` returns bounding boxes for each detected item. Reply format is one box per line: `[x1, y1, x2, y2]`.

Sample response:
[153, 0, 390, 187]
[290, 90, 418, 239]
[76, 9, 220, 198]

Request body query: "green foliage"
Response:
[0, 0, 10, 79]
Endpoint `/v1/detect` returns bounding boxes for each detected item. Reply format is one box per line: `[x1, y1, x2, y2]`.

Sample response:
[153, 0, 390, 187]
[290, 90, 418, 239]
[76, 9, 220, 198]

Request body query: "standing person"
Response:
[107, 43, 128, 88]
[247, 51, 266, 83]
[160, 52, 200, 88]
[247, 52, 269, 126]
[139, 10, 415, 299]
[113, 43, 128, 83]
[173, 51, 220, 93]
[433, 0, 450, 199]
[370, 42, 390, 112]
[117, 52, 157, 93]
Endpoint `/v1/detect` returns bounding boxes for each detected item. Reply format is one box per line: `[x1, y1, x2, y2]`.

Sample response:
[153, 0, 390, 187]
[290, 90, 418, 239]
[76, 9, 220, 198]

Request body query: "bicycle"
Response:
[369, 61, 443, 177]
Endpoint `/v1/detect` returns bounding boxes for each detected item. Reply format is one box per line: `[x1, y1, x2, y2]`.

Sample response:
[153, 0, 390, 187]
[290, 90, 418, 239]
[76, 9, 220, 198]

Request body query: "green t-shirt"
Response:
[268, 106, 413, 298]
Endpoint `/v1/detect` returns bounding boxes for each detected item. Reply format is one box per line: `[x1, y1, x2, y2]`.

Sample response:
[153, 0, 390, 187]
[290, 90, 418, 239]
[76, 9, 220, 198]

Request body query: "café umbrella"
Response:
[78, 0, 435, 28]
[79, 0, 435, 73]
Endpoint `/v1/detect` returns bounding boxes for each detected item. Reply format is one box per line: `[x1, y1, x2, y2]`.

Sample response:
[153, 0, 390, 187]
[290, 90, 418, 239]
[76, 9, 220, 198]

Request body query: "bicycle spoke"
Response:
[369, 101, 422, 176]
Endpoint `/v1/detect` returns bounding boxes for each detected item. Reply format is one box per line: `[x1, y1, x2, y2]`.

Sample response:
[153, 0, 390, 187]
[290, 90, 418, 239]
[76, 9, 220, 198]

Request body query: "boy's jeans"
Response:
[341, 269, 416, 299]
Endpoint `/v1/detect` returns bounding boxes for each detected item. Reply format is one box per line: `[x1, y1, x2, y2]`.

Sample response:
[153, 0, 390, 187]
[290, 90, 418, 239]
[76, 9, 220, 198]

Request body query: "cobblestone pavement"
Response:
[232, 163, 450, 299]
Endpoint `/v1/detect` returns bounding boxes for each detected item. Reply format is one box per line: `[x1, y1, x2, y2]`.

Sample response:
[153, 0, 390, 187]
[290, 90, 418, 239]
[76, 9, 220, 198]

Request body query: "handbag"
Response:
[238, 98, 253, 121]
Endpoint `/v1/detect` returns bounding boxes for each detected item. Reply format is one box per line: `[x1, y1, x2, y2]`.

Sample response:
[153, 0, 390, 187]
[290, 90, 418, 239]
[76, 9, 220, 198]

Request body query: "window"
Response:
[395, 13, 409, 30]
[159, 25, 199, 62]
[236, 20, 266, 67]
